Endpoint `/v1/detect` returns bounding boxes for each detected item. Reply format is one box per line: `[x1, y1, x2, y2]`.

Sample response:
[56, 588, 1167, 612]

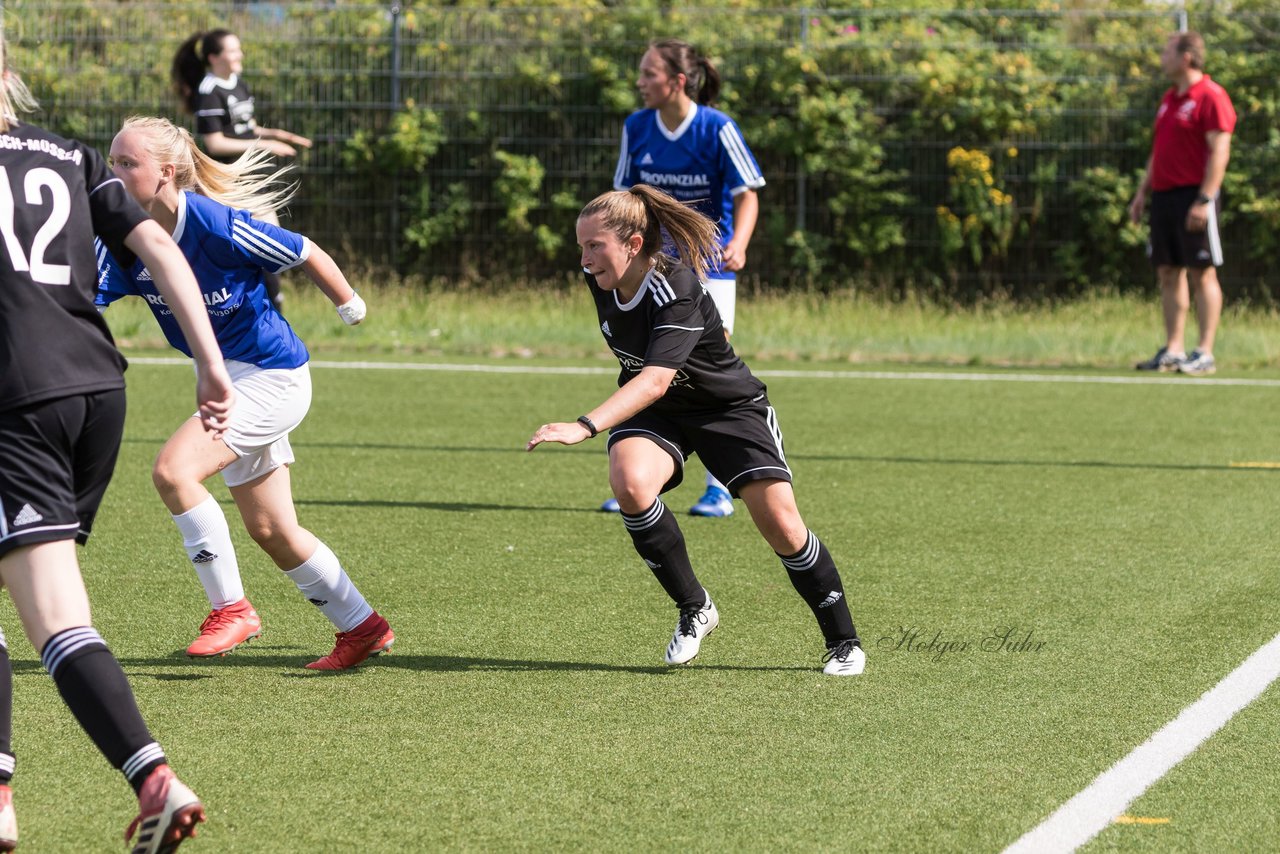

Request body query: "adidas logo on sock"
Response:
[12, 504, 43, 526]
[191, 549, 218, 564]
[818, 591, 843, 608]
[642, 558, 661, 569]
[308, 598, 330, 607]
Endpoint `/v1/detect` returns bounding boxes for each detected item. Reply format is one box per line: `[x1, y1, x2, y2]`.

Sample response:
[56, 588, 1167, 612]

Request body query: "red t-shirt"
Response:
[1150, 74, 1236, 191]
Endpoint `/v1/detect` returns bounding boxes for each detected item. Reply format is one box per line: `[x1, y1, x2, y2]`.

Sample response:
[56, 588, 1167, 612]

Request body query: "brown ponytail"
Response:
[171, 29, 234, 114]
[648, 38, 721, 106]
[579, 184, 721, 281]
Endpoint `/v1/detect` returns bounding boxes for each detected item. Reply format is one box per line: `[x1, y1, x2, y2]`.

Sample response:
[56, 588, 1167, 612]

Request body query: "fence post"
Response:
[796, 10, 809, 234]
[389, 2, 402, 262]
[1176, 8, 1188, 33]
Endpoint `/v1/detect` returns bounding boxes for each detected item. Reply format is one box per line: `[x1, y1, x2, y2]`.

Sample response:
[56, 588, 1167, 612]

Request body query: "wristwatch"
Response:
[1196, 192, 1213, 206]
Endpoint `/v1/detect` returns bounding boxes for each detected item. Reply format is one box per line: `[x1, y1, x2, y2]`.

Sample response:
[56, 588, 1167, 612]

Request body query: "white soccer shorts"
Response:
[196, 360, 312, 487]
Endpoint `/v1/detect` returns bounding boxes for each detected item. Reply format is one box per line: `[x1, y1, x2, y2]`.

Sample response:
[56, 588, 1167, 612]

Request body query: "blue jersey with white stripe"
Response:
[613, 105, 765, 280]
[95, 191, 310, 369]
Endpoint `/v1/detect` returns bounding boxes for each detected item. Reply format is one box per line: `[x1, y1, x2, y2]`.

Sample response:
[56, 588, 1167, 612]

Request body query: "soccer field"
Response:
[3, 359, 1277, 852]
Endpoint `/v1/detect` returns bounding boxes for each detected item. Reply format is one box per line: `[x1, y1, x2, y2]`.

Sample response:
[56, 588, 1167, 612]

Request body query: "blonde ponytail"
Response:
[0, 39, 39, 133]
[119, 116, 295, 220]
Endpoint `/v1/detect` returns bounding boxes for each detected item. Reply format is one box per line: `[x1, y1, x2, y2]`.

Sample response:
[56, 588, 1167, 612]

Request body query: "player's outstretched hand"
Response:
[196, 363, 236, 438]
[526, 421, 591, 451]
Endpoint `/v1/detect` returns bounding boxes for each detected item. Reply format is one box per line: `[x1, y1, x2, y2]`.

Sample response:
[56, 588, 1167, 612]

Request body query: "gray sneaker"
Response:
[1135, 347, 1187, 371]
[1179, 350, 1216, 376]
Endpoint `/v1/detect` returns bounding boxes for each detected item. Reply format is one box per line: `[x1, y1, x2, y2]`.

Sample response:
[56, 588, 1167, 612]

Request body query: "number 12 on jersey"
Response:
[0, 165, 72, 285]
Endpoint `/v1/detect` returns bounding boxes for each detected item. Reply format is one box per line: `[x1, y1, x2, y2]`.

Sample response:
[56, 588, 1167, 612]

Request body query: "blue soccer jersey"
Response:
[96, 190, 310, 369]
[613, 104, 765, 279]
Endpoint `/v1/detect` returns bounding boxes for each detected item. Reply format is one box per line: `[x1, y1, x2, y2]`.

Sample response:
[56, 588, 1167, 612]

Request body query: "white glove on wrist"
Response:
[336, 293, 366, 325]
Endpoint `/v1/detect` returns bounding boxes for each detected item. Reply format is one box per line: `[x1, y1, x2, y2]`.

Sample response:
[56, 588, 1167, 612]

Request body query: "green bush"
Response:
[16, 0, 1280, 298]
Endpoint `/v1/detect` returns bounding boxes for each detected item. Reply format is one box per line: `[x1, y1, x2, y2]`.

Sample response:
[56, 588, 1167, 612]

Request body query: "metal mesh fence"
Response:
[12, 2, 1278, 293]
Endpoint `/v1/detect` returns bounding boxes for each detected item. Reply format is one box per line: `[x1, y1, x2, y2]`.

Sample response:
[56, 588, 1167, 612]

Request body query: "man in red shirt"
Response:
[1129, 31, 1235, 376]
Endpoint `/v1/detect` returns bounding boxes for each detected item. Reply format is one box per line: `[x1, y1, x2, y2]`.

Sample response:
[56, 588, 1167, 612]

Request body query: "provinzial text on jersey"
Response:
[143, 287, 235, 308]
[638, 171, 710, 188]
[0, 134, 84, 164]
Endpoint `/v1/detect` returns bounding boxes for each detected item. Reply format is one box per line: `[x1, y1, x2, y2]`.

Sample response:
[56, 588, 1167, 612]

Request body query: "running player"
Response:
[605, 38, 766, 518]
[0, 40, 232, 853]
[527, 185, 863, 676]
[172, 29, 312, 310]
[96, 116, 393, 671]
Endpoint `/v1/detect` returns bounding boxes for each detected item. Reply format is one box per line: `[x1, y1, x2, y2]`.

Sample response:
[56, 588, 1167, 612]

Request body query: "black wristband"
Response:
[1196, 192, 1213, 206]
[576, 415, 599, 438]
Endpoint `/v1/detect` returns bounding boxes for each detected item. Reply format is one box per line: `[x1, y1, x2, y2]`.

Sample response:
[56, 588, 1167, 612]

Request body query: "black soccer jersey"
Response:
[195, 73, 258, 141]
[0, 122, 146, 412]
[587, 260, 765, 415]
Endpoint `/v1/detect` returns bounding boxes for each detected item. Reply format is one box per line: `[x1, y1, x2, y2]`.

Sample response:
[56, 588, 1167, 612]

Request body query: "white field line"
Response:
[126, 358, 1280, 387]
[1004, 630, 1280, 854]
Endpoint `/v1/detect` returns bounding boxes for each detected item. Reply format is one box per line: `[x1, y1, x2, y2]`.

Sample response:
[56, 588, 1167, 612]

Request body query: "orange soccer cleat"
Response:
[305, 612, 395, 671]
[185, 598, 262, 657]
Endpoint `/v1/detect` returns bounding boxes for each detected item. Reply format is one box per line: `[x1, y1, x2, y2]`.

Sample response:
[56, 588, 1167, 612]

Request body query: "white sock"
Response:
[172, 495, 245, 609]
[706, 472, 727, 492]
[284, 541, 374, 632]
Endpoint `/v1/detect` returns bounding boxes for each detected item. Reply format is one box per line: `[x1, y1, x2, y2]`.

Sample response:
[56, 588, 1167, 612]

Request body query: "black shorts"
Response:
[605, 394, 792, 498]
[1149, 186, 1223, 269]
[0, 390, 126, 560]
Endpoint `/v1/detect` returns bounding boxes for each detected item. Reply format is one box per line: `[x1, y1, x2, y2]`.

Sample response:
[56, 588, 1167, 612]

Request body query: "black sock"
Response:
[41, 627, 165, 793]
[0, 631, 12, 785]
[621, 498, 705, 610]
[779, 531, 859, 646]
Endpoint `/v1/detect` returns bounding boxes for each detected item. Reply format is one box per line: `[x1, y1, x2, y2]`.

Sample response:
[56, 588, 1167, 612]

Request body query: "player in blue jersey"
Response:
[96, 116, 394, 671]
[527, 185, 863, 676]
[607, 38, 766, 518]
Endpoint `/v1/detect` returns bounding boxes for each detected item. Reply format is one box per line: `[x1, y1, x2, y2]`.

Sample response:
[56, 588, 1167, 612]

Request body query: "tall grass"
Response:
[101, 275, 1280, 370]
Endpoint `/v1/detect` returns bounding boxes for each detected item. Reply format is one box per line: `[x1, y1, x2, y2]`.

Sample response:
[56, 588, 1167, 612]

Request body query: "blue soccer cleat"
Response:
[600, 497, 621, 513]
[689, 485, 733, 517]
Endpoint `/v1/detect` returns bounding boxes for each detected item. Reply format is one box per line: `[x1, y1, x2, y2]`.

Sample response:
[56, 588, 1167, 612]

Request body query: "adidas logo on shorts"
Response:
[12, 504, 43, 526]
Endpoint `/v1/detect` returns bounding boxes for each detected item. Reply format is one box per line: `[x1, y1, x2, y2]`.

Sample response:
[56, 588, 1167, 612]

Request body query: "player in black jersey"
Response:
[527, 185, 864, 676]
[172, 29, 312, 310]
[0, 38, 234, 853]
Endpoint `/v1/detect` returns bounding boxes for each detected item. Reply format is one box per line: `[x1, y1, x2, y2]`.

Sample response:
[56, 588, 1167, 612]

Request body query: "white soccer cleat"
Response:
[822, 639, 866, 676]
[0, 784, 16, 852]
[665, 597, 719, 665]
[126, 765, 205, 854]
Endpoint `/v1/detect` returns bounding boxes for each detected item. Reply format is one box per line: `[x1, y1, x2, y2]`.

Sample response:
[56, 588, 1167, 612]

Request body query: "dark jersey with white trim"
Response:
[0, 122, 146, 412]
[195, 73, 258, 141]
[587, 260, 764, 415]
[96, 190, 311, 369]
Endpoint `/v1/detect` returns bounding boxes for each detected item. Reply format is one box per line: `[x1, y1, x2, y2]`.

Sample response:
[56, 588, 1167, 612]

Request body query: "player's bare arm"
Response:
[1186, 130, 1231, 233]
[527, 365, 677, 450]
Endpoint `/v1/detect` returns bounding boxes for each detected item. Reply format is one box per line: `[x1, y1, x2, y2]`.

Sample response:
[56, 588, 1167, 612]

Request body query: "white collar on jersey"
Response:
[614, 266, 657, 312]
[203, 72, 240, 90]
[172, 190, 190, 243]
[655, 102, 698, 141]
